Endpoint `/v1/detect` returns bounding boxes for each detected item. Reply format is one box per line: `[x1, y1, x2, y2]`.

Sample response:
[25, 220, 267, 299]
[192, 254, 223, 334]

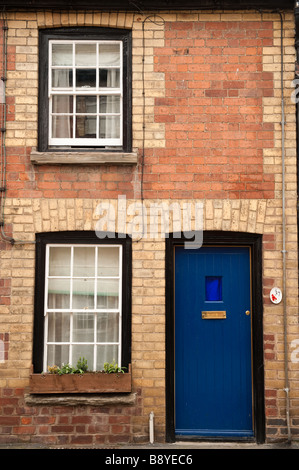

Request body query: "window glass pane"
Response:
[99, 69, 120, 88]
[98, 44, 120, 66]
[97, 312, 119, 342]
[52, 69, 73, 88]
[75, 43, 96, 66]
[52, 116, 73, 139]
[47, 344, 69, 369]
[76, 95, 97, 114]
[76, 69, 96, 88]
[96, 344, 119, 371]
[52, 43, 73, 66]
[97, 247, 119, 276]
[49, 247, 71, 276]
[52, 95, 73, 114]
[48, 278, 70, 309]
[205, 276, 222, 301]
[99, 95, 120, 114]
[47, 312, 70, 342]
[73, 279, 95, 309]
[76, 116, 96, 139]
[99, 116, 120, 139]
[72, 344, 94, 370]
[73, 247, 95, 277]
[73, 312, 94, 342]
[97, 279, 119, 309]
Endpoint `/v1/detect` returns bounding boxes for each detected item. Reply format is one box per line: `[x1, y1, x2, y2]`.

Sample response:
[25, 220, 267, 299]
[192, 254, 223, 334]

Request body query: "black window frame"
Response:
[32, 231, 132, 374]
[38, 27, 132, 153]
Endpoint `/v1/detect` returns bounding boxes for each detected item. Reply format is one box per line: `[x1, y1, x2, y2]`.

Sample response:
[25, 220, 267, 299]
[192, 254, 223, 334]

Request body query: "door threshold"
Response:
[175, 436, 256, 444]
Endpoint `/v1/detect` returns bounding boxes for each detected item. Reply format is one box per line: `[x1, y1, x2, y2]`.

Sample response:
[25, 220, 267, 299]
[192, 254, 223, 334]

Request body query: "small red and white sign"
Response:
[270, 287, 282, 304]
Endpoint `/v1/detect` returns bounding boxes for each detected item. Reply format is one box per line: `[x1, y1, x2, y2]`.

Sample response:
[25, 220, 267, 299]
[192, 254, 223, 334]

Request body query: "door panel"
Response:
[175, 246, 253, 437]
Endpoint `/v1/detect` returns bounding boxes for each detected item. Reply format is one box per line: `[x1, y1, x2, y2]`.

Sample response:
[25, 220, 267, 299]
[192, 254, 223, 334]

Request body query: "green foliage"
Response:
[103, 359, 126, 374]
[47, 365, 59, 374]
[47, 358, 127, 375]
[76, 357, 88, 373]
[48, 357, 89, 375]
[57, 363, 76, 375]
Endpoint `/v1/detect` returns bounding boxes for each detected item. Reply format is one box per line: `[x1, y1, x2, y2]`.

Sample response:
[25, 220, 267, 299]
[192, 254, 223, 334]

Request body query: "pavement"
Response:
[0, 440, 298, 450]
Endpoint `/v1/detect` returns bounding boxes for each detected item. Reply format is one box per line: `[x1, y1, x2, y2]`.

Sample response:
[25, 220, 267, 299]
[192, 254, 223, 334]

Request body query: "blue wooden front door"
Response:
[175, 246, 253, 438]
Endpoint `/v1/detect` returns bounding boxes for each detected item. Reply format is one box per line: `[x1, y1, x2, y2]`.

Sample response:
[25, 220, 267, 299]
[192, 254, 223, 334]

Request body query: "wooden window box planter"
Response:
[29, 364, 132, 394]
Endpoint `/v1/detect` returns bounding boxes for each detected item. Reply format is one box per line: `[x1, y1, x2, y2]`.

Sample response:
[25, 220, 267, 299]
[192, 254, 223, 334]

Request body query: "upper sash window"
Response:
[39, 28, 132, 152]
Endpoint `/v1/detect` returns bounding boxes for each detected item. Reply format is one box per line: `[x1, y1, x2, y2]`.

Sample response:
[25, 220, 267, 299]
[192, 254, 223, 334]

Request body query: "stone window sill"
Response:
[24, 392, 136, 407]
[30, 150, 138, 165]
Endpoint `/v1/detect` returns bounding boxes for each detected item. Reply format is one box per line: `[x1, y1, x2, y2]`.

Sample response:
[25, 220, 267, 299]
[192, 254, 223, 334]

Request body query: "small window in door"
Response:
[205, 276, 222, 301]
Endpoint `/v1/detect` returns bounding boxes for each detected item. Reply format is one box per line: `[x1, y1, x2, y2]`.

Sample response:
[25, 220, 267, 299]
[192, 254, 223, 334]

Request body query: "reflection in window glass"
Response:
[75, 43, 96, 66]
[72, 344, 94, 369]
[47, 344, 69, 367]
[73, 247, 95, 277]
[48, 312, 70, 342]
[76, 116, 96, 139]
[97, 312, 119, 342]
[48, 278, 71, 309]
[76, 96, 97, 114]
[73, 278, 95, 309]
[99, 116, 120, 139]
[97, 247, 119, 276]
[97, 279, 119, 309]
[52, 95, 73, 114]
[73, 312, 94, 342]
[52, 43, 73, 66]
[96, 344, 119, 370]
[49, 247, 71, 276]
[98, 44, 120, 66]
[99, 96, 120, 114]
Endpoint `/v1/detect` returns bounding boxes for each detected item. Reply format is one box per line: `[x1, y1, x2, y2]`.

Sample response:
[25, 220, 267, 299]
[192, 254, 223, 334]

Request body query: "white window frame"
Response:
[48, 39, 123, 147]
[43, 244, 123, 372]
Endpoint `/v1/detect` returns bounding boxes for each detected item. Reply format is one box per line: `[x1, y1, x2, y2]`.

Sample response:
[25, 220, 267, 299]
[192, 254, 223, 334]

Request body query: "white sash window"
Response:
[43, 244, 122, 372]
[48, 40, 123, 147]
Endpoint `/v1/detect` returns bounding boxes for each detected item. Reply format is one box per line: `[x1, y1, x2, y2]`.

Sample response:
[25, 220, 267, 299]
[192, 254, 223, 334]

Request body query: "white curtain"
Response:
[52, 70, 72, 139]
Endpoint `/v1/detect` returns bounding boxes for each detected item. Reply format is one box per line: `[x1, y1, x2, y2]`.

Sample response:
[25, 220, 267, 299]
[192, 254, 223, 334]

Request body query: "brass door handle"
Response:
[245, 310, 250, 316]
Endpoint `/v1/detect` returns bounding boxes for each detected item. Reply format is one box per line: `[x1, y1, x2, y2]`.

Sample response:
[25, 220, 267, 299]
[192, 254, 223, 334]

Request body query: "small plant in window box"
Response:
[29, 358, 132, 394]
[103, 360, 126, 374]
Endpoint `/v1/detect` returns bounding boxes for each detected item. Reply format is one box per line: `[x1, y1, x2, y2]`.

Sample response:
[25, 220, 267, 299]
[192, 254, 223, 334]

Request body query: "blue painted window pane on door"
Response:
[205, 276, 222, 301]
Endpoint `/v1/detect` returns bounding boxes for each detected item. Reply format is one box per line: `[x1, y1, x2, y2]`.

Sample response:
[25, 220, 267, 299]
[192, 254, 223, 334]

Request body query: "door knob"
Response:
[245, 310, 250, 316]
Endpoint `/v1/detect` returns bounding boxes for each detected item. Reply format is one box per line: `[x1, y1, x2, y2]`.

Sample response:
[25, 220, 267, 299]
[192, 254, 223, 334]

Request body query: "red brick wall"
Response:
[147, 20, 275, 200]
[0, 387, 143, 446]
[6, 148, 137, 199]
[4, 20, 275, 201]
